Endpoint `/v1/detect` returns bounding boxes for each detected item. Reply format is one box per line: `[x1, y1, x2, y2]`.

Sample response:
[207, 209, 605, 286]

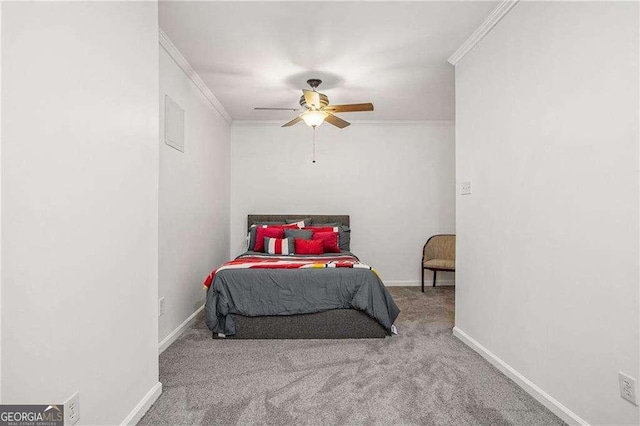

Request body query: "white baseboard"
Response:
[120, 381, 162, 426]
[158, 305, 204, 354]
[452, 327, 589, 426]
[384, 280, 455, 287]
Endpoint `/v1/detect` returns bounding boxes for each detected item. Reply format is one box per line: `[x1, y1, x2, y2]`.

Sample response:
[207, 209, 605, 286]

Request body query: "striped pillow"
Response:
[264, 237, 295, 255]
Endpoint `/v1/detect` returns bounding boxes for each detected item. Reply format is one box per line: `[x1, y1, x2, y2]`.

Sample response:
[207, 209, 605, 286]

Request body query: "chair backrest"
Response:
[423, 234, 456, 261]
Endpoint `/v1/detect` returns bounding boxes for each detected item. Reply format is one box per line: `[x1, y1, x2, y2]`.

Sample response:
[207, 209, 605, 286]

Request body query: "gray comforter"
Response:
[205, 251, 400, 336]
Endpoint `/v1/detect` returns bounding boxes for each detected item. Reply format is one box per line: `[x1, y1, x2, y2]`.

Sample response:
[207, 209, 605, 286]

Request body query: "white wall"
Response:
[2, 2, 160, 424]
[454, 2, 639, 425]
[231, 122, 455, 285]
[159, 42, 231, 345]
[0, 2, 3, 404]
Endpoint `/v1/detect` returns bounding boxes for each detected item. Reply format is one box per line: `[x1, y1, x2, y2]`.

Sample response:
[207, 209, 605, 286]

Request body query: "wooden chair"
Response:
[422, 234, 455, 292]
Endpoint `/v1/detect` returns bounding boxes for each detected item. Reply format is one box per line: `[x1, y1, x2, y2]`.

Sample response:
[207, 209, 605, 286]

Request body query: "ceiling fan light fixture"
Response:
[267, 79, 373, 129]
[301, 110, 328, 127]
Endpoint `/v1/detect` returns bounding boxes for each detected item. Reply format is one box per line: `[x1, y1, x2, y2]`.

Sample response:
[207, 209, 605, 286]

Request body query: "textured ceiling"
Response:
[159, 1, 496, 121]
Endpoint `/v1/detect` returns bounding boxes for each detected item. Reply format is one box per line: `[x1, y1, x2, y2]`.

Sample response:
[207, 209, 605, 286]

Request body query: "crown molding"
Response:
[158, 28, 232, 124]
[232, 120, 454, 127]
[448, 0, 520, 66]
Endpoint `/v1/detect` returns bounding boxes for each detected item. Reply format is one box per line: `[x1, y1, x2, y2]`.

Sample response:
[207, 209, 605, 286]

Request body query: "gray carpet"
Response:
[139, 287, 564, 425]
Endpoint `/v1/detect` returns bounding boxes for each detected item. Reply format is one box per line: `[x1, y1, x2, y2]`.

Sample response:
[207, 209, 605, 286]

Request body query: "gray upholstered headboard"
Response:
[247, 214, 349, 231]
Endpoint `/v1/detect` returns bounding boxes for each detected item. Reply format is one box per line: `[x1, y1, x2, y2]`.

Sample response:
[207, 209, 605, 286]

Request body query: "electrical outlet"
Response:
[461, 181, 472, 195]
[159, 297, 165, 317]
[619, 372, 637, 405]
[64, 391, 80, 425]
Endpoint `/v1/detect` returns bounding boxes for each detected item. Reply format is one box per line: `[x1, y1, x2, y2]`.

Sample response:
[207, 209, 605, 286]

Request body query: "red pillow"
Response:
[307, 226, 338, 233]
[254, 227, 285, 252]
[312, 232, 340, 253]
[295, 238, 324, 255]
[281, 224, 300, 229]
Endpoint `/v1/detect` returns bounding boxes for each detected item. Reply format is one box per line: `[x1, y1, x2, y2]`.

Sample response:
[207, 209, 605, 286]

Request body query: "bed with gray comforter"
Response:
[203, 214, 400, 339]
[205, 251, 400, 337]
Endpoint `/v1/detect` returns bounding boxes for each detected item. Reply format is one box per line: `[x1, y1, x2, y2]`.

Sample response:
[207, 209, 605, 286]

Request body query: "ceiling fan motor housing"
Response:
[279, 77, 373, 128]
[300, 93, 329, 109]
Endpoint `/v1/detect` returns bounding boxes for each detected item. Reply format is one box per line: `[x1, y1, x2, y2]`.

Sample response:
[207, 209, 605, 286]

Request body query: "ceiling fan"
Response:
[255, 79, 374, 129]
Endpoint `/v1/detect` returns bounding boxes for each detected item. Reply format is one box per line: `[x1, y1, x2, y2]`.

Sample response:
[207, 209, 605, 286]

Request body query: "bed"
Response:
[203, 214, 400, 339]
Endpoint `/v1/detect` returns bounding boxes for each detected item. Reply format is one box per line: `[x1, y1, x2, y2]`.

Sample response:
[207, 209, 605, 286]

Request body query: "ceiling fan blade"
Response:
[323, 103, 374, 113]
[325, 113, 350, 129]
[282, 116, 303, 128]
[255, 107, 299, 111]
[303, 90, 321, 109]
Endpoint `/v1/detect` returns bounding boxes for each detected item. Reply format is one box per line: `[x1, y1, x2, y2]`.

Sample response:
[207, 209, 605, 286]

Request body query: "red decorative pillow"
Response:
[286, 220, 306, 229]
[281, 223, 301, 229]
[306, 226, 339, 233]
[295, 238, 324, 255]
[312, 232, 340, 253]
[254, 227, 285, 252]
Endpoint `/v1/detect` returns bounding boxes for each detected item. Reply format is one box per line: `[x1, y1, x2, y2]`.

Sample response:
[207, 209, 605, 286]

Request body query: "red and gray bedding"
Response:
[203, 253, 374, 289]
[204, 252, 400, 336]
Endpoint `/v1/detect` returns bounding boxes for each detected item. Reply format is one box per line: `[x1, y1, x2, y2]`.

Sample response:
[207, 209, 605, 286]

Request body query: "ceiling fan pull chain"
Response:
[312, 126, 316, 163]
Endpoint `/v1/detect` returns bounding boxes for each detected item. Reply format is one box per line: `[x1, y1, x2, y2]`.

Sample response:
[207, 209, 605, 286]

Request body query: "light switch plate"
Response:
[461, 181, 472, 195]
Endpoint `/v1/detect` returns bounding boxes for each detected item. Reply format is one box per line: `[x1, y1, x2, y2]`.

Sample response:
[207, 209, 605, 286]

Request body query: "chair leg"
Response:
[433, 270, 437, 287]
[421, 267, 425, 292]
